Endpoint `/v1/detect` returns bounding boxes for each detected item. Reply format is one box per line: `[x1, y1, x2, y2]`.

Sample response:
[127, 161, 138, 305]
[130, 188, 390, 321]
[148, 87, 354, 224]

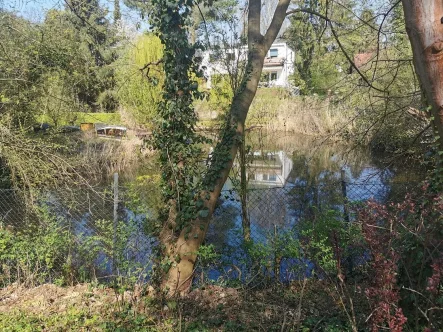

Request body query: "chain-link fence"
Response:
[203, 178, 419, 283]
[0, 180, 155, 287]
[0, 175, 418, 287]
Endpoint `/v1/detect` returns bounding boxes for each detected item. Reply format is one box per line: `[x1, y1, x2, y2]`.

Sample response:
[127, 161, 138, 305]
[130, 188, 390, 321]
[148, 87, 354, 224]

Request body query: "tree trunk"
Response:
[161, 0, 291, 295]
[402, 1, 443, 151]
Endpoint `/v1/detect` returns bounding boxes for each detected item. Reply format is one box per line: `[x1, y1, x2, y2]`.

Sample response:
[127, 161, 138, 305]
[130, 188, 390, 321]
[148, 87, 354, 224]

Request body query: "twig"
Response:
[281, 310, 287, 332]
[139, 59, 164, 72]
[295, 278, 307, 331]
[286, 8, 384, 93]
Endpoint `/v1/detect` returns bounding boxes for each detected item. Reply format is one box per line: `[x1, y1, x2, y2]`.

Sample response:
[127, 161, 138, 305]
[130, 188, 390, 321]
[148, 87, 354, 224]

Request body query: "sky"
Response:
[3, 0, 393, 33]
[2, 0, 139, 23]
[2, 0, 64, 21]
[2, 0, 147, 33]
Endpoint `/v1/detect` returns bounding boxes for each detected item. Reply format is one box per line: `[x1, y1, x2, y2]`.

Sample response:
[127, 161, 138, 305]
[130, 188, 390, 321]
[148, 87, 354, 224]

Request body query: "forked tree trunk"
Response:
[161, 0, 291, 295]
[402, 1, 443, 151]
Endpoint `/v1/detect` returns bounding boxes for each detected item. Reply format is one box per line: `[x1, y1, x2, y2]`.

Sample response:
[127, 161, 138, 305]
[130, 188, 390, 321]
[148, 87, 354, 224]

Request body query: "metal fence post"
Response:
[274, 224, 281, 281]
[341, 169, 350, 223]
[113, 172, 118, 278]
[341, 169, 354, 276]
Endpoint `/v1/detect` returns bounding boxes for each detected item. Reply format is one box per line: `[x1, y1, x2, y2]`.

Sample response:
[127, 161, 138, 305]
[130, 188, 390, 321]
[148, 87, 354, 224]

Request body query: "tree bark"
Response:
[161, 0, 291, 295]
[402, 1, 443, 150]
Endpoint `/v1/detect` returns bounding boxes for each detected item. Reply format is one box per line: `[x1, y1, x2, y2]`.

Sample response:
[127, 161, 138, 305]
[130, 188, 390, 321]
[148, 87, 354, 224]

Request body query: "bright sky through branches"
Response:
[2, 0, 124, 22]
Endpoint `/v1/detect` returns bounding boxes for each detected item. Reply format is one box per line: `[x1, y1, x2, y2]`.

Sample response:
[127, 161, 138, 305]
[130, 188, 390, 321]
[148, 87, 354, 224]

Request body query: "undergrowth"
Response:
[196, 88, 352, 136]
[0, 282, 364, 332]
[1, 178, 442, 331]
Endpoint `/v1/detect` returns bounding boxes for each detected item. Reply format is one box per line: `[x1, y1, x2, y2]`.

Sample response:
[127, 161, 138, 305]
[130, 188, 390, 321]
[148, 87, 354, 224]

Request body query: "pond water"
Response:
[0, 131, 428, 283]
[202, 130, 427, 282]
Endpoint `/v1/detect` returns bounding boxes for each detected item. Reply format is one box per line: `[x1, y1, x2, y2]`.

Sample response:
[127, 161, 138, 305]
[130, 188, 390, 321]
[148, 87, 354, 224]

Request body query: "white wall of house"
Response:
[202, 41, 295, 88]
[262, 42, 295, 87]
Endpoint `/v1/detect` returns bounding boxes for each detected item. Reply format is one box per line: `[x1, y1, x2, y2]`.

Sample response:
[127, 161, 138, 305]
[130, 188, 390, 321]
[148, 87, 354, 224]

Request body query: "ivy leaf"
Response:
[199, 208, 209, 218]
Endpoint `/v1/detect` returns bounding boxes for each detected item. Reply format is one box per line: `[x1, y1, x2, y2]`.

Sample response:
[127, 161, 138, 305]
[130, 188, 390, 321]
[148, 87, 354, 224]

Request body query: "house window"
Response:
[270, 72, 278, 81]
[269, 174, 277, 182]
[262, 174, 269, 181]
[270, 48, 278, 58]
[226, 52, 235, 61]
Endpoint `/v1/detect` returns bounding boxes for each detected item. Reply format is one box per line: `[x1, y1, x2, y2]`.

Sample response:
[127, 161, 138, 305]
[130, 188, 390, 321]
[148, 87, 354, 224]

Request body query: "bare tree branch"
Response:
[286, 8, 385, 93]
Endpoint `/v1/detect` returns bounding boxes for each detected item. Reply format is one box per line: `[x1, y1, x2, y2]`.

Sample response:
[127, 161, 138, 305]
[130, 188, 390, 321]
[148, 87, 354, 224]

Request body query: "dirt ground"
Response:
[0, 282, 361, 331]
[0, 283, 241, 315]
[0, 283, 118, 315]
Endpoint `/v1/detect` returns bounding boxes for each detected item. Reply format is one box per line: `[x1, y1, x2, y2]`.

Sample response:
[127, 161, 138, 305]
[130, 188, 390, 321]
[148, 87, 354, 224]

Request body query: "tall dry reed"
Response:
[246, 89, 353, 136]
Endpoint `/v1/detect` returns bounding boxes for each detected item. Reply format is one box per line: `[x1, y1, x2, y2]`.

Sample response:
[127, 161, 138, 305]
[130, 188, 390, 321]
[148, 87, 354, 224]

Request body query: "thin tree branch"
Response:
[286, 8, 385, 93]
[139, 59, 164, 72]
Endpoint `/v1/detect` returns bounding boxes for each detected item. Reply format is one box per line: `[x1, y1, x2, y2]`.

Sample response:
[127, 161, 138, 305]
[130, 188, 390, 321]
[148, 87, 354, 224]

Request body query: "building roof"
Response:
[94, 124, 127, 131]
[354, 52, 374, 68]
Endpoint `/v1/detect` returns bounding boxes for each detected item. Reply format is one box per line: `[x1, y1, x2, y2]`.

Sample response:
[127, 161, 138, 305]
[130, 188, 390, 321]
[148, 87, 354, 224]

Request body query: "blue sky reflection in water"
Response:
[202, 134, 424, 284]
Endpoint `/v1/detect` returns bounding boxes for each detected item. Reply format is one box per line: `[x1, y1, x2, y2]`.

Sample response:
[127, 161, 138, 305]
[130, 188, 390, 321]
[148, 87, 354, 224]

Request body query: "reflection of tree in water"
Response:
[369, 153, 427, 202]
[206, 200, 241, 249]
[205, 132, 428, 280]
[286, 147, 349, 220]
[247, 188, 290, 232]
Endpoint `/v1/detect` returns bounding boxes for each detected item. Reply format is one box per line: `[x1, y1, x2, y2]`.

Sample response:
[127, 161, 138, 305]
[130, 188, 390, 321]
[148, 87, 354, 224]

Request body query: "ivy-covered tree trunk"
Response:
[402, 1, 443, 154]
[151, 0, 290, 295]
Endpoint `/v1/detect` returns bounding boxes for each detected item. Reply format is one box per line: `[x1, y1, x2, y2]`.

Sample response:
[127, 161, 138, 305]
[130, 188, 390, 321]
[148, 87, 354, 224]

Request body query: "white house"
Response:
[202, 40, 295, 89]
[261, 41, 295, 87]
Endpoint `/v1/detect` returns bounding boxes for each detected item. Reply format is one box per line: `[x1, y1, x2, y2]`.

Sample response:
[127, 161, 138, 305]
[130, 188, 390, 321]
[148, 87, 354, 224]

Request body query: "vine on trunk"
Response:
[150, 0, 208, 230]
[149, 1, 230, 286]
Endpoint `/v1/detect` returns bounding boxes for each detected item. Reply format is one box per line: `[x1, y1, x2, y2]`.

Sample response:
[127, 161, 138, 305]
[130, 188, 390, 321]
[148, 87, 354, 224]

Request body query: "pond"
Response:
[202, 130, 427, 282]
[0, 131, 428, 283]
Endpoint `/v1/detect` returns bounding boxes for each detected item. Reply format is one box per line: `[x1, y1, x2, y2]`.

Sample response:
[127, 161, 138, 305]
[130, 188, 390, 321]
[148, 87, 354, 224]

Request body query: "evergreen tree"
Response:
[114, 0, 122, 23]
[63, 0, 119, 111]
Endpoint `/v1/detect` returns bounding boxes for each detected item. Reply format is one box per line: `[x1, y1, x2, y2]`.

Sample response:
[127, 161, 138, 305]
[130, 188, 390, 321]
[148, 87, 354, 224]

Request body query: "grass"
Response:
[0, 282, 364, 331]
[37, 112, 122, 126]
[0, 307, 163, 331]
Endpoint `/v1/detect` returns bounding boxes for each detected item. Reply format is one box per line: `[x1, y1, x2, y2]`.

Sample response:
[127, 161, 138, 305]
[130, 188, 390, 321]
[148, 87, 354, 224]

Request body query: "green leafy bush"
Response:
[0, 206, 72, 287]
[300, 209, 364, 277]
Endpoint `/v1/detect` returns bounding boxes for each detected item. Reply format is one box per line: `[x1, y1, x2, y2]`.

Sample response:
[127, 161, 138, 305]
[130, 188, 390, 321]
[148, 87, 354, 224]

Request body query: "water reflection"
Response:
[204, 131, 427, 281]
[1, 131, 427, 283]
[42, 190, 154, 279]
[248, 151, 293, 188]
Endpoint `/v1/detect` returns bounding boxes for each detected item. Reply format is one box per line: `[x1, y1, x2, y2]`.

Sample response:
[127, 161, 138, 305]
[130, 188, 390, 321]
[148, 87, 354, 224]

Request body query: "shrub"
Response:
[0, 206, 72, 287]
[357, 183, 443, 331]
